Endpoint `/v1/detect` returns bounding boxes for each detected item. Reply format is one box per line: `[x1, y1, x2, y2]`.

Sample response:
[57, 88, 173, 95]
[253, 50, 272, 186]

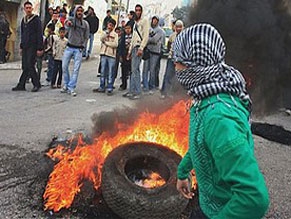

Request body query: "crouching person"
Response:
[93, 19, 118, 95]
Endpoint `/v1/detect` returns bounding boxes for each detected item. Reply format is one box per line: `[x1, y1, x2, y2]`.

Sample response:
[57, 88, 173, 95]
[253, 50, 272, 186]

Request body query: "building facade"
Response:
[1, 0, 85, 61]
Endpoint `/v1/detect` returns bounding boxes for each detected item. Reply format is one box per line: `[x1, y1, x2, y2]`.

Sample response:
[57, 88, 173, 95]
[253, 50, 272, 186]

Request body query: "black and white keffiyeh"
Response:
[173, 23, 250, 103]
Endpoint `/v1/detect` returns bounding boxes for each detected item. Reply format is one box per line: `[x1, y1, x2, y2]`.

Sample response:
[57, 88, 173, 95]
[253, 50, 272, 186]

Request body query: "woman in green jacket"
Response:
[173, 23, 269, 219]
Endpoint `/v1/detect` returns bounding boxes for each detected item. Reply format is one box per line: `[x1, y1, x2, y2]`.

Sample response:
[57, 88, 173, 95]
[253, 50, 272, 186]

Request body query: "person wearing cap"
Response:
[142, 15, 164, 94]
[123, 4, 149, 100]
[102, 9, 112, 31]
[160, 20, 184, 99]
[84, 6, 99, 59]
[174, 23, 269, 218]
[61, 5, 89, 97]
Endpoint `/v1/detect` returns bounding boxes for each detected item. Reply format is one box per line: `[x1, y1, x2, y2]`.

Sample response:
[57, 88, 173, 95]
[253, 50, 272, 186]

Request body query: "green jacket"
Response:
[178, 94, 269, 219]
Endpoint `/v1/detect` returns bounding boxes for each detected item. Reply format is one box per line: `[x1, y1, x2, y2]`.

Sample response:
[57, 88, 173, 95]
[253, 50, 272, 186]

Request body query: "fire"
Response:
[43, 100, 192, 212]
[135, 171, 166, 189]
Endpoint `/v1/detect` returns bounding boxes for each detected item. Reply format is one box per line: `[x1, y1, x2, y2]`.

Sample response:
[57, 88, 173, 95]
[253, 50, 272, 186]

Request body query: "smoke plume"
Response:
[188, 0, 291, 115]
[91, 97, 186, 136]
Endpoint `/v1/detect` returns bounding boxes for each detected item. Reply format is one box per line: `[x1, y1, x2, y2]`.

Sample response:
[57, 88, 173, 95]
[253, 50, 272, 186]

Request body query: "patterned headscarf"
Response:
[173, 23, 250, 103]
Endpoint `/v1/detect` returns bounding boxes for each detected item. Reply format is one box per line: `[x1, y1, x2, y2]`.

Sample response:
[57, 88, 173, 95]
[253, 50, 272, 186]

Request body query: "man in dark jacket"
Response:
[84, 6, 99, 59]
[0, 10, 10, 64]
[126, 10, 135, 31]
[102, 9, 112, 31]
[12, 1, 43, 92]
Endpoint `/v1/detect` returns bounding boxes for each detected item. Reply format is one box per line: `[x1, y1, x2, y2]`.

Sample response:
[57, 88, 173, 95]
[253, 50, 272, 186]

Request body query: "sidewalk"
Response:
[0, 34, 101, 71]
[0, 60, 22, 70]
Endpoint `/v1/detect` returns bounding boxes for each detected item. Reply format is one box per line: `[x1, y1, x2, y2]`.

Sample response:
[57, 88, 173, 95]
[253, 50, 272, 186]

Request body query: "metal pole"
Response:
[117, 0, 122, 26]
[40, 0, 47, 29]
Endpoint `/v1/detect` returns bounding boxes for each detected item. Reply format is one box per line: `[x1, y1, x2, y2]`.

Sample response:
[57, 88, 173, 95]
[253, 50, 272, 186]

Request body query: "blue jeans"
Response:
[85, 33, 94, 56]
[161, 58, 175, 95]
[142, 53, 160, 91]
[46, 54, 54, 82]
[129, 47, 142, 95]
[142, 59, 149, 91]
[62, 46, 83, 91]
[100, 55, 116, 91]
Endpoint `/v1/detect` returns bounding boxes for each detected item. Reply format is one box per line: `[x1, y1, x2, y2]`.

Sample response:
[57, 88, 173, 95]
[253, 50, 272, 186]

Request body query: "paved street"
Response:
[0, 44, 167, 151]
[0, 47, 171, 218]
[0, 55, 134, 151]
[0, 45, 291, 218]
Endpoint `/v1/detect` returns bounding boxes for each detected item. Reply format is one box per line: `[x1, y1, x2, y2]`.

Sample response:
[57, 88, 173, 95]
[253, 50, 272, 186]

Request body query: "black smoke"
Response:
[188, 0, 291, 115]
[91, 97, 186, 137]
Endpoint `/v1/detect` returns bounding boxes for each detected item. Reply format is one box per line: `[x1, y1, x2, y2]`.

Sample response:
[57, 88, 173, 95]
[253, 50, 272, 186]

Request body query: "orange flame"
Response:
[134, 172, 166, 189]
[43, 100, 191, 212]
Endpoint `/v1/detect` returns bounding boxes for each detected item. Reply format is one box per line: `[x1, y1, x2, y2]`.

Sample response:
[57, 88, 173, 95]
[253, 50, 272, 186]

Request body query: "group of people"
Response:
[11, 1, 184, 99]
[9, 2, 271, 218]
[94, 4, 184, 100]
[12, 1, 96, 94]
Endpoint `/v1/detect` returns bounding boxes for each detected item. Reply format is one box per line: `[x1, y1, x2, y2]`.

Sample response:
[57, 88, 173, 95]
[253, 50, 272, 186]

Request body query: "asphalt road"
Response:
[0, 52, 291, 218]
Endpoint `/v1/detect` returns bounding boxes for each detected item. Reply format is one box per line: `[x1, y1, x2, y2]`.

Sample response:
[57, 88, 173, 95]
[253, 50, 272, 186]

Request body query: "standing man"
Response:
[102, 9, 112, 31]
[44, 10, 63, 37]
[44, 7, 54, 29]
[12, 1, 43, 92]
[84, 6, 99, 60]
[142, 15, 164, 94]
[126, 11, 135, 31]
[160, 20, 184, 99]
[93, 19, 118, 95]
[61, 5, 89, 97]
[124, 4, 149, 100]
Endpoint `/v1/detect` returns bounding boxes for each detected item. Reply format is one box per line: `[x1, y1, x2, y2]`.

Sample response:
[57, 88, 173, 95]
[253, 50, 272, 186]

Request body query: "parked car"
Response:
[161, 27, 174, 58]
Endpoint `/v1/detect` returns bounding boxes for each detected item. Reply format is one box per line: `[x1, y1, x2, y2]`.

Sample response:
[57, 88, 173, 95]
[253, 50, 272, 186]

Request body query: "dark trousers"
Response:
[51, 60, 62, 86]
[114, 54, 120, 79]
[18, 47, 41, 88]
[120, 58, 131, 89]
[0, 35, 7, 63]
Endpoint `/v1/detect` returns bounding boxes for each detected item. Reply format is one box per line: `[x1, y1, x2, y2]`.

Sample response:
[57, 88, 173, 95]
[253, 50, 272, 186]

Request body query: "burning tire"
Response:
[101, 142, 189, 219]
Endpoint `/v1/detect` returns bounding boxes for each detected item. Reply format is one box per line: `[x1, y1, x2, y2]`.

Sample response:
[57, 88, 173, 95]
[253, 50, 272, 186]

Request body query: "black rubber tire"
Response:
[101, 142, 189, 219]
